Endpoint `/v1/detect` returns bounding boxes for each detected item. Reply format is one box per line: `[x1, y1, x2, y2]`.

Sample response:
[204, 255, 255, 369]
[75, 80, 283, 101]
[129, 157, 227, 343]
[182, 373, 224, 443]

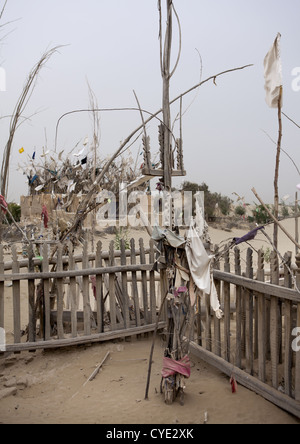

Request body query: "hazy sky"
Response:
[1, 0, 300, 206]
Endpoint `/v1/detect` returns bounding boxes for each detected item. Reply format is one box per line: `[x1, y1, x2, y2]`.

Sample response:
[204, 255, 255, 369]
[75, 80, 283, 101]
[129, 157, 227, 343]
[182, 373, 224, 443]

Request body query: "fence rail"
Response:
[191, 246, 300, 418]
[0, 238, 166, 351]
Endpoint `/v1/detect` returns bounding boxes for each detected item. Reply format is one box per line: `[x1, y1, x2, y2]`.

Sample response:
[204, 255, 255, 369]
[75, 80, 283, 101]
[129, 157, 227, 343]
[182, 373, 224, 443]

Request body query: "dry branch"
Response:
[87, 351, 110, 382]
[55, 65, 253, 160]
[53, 63, 253, 244]
[0, 0, 8, 21]
[252, 187, 300, 251]
[0, 45, 63, 198]
[282, 112, 300, 130]
[70, 351, 110, 400]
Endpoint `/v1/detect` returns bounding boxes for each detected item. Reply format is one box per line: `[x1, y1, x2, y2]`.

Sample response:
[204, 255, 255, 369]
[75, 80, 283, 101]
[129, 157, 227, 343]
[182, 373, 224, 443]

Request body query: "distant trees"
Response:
[179, 181, 232, 220]
[178, 181, 292, 226]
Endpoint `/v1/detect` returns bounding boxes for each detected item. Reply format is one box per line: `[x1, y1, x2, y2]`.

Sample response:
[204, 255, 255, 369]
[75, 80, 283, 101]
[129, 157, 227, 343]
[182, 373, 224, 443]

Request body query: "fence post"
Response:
[245, 248, 253, 375]
[213, 245, 221, 356]
[235, 247, 242, 368]
[224, 247, 230, 362]
[295, 254, 300, 401]
[82, 237, 93, 336]
[0, 245, 4, 330]
[283, 252, 293, 397]
[205, 286, 212, 352]
[27, 243, 36, 342]
[95, 241, 104, 334]
[108, 240, 117, 331]
[56, 244, 65, 340]
[68, 241, 78, 338]
[130, 238, 141, 327]
[270, 250, 279, 389]
[43, 243, 51, 341]
[139, 238, 149, 325]
[257, 249, 266, 383]
[120, 239, 130, 329]
[12, 245, 21, 344]
[149, 239, 157, 324]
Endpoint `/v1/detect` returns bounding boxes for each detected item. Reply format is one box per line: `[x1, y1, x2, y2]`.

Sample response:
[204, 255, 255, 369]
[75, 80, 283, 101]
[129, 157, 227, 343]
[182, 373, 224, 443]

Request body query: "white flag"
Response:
[264, 33, 283, 108]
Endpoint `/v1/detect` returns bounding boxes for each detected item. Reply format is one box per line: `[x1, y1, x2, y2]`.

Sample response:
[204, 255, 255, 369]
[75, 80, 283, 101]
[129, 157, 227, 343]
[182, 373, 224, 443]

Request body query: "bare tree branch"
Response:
[172, 48, 203, 130]
[261, 128, 300, 177]
[0, 0, 8, 21]
[157, 0, 163, 75]
[0, 45, 64, 198]
[133, 89, 147, 141]
[282, 112, 300, 130]
[55, 64, 253, 173]
[53, 63, 253, 245]
[169, 2, 182, 79]
[86, 80, 101, 177]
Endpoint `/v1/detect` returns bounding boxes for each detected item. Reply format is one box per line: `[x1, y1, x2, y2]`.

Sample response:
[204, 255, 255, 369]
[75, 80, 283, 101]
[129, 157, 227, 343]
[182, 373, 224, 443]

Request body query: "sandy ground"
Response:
[0, 337, 299, 425]
[0, 220, 300, 425]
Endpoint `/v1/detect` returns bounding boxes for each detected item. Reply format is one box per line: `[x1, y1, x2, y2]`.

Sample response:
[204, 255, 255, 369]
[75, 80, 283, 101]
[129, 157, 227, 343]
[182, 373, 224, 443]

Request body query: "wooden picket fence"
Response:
[0, 238, 166, 352]
[190, 246, 300, 419]
[1, 236, 300, 418]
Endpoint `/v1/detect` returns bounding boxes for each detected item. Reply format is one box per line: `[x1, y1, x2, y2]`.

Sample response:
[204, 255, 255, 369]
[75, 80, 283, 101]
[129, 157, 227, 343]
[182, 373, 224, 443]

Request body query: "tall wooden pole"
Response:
[162, 0, 173, 193]
[160, 0, 176, 405]
[273, 86, 283, 250]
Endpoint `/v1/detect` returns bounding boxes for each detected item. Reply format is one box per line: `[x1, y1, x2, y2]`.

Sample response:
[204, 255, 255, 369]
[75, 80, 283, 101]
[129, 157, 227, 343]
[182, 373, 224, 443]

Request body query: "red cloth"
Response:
[0, 195, 8, 214]
[41, 205, 49, 228]
[230, 376, 238, 393]
[161, 355, 191, 379]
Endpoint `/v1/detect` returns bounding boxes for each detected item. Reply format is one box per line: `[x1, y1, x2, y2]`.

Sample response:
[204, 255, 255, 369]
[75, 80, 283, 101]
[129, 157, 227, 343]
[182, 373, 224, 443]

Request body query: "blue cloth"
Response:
[29, 174, 38, 185]
[233, 226, 264, 245]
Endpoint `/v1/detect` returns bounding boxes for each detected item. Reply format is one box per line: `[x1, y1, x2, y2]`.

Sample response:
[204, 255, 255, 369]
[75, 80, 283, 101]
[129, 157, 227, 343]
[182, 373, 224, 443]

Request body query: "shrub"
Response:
[5, 202, 21, 224]
[235, 205, 246, 217]
[253, 204, 271, 225]
[115, 227, 130, 250]
[281, 203, 289, 218]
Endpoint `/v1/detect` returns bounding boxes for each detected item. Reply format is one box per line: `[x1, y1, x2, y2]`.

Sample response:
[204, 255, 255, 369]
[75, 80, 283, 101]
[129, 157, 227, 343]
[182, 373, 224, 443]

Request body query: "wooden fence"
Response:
[190, 246, 300, 419]
[1, 236, 300, 418]
[0, 238, 166, 352]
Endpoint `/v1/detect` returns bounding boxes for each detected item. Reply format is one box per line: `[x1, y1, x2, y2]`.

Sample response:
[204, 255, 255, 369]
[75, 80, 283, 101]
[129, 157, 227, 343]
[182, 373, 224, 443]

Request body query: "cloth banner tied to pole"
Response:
[264, 32, 283, 108]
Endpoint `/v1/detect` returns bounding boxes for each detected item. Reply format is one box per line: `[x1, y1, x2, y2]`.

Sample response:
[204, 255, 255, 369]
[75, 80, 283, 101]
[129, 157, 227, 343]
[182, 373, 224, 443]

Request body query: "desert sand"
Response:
[0, 219, 300, 425]
[0, 336, 299, 425]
